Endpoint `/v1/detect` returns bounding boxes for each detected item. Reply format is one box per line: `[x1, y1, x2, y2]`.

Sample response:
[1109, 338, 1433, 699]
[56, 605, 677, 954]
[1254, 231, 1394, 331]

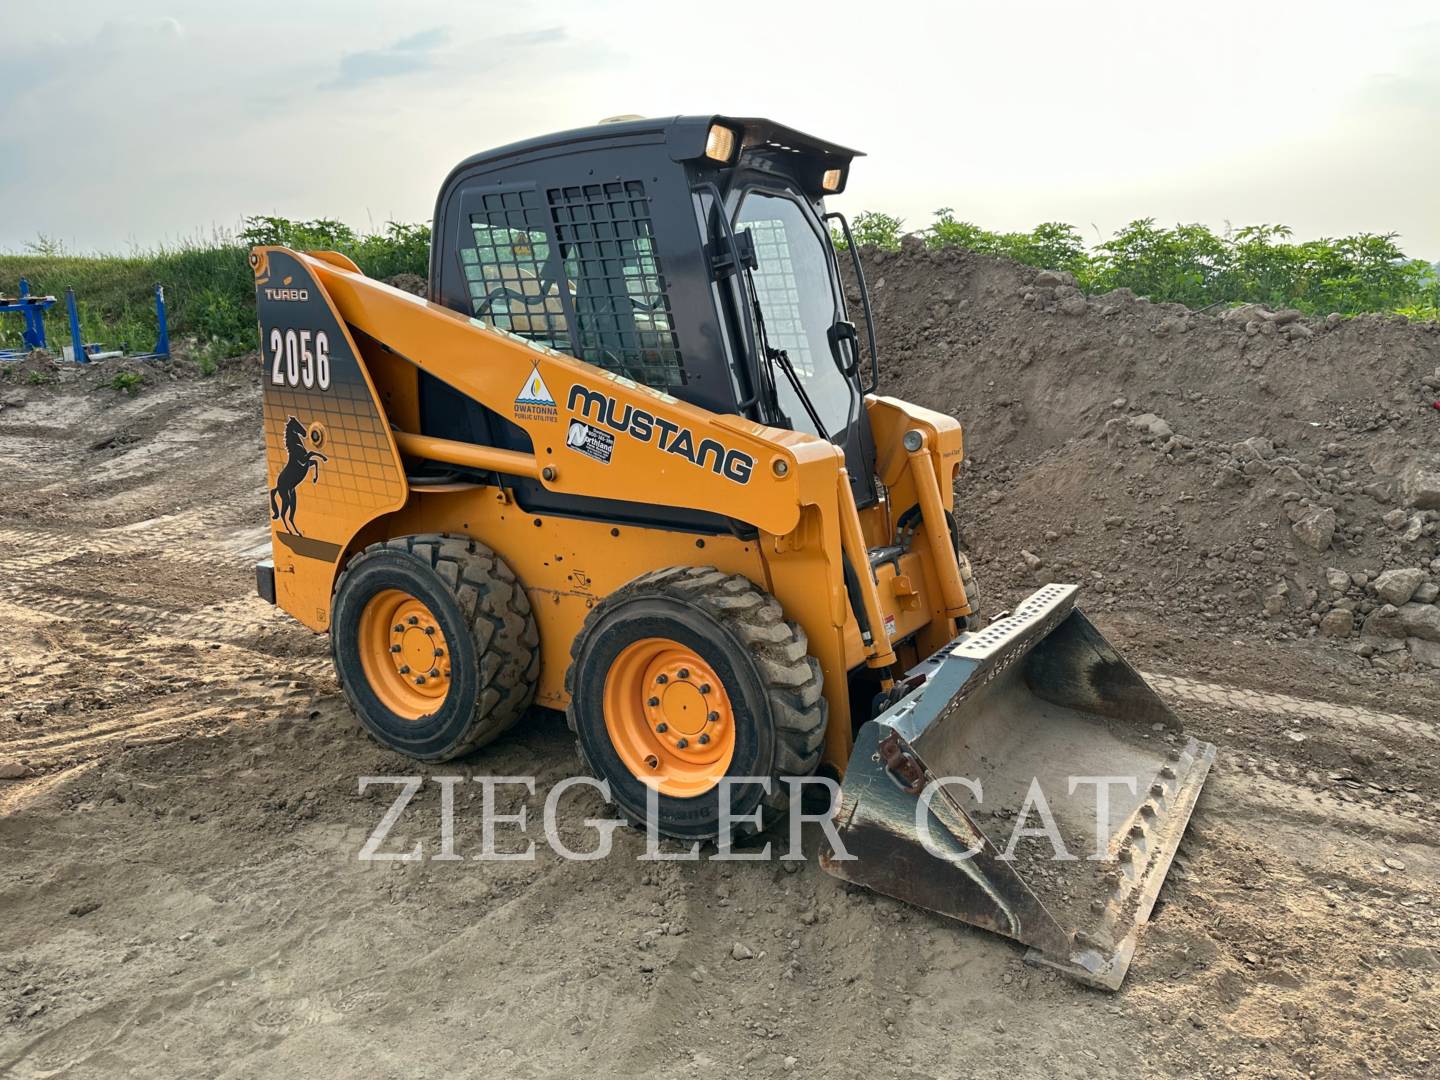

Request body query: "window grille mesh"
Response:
[548, 180, 684, 388]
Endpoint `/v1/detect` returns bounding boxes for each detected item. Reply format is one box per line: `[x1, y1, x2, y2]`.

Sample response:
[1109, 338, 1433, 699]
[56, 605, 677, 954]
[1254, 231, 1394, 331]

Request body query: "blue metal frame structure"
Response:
[62, 284, 171, 364]
[0, 279, 58, 359]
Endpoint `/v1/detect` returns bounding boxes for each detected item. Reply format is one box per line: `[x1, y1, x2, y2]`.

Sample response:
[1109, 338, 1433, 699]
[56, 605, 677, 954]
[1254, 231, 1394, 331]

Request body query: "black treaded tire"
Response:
[565, 566, 826, 843]
[331, 533, 539, 761]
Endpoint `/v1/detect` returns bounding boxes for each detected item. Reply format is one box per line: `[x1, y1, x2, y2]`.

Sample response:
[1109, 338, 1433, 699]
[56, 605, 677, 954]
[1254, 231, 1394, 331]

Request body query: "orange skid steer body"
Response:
[253, 115, 1212, 990]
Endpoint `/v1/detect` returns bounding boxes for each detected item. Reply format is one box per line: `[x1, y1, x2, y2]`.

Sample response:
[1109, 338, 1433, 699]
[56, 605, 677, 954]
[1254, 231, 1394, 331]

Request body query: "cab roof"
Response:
[446, 115, 864, 175]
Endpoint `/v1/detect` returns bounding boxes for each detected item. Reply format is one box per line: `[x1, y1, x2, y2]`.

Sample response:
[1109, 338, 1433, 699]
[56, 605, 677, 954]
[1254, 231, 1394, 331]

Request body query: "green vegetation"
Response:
[835, 210, 1438, 319]
[0, 217, 431, 361]
[2, 210, 1433, 367]
[110, 371, 143, 396]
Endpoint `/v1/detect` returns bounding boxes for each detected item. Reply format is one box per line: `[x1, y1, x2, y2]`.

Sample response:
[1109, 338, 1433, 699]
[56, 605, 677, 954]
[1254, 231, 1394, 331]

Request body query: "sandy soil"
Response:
[1, 331, 1438, 1078]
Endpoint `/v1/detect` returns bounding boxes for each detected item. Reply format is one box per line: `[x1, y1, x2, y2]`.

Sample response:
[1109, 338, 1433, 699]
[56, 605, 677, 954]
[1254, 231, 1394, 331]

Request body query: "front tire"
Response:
[331, 533, 538, 761]
[566, 566, 826, 843]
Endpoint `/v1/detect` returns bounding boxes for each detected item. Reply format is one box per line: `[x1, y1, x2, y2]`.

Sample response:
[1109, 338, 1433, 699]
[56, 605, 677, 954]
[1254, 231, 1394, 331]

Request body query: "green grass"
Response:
[0, 217, 430, 360]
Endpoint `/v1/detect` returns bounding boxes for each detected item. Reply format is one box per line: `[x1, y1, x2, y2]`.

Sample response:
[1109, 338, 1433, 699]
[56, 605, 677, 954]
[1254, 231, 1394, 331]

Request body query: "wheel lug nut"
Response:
[678, 668, 689, 679]
[390, 644, 402, 653]
[656, 674, 668, 684]
[424, 626, 435, 635]
[648, 696, 660, 707]
[698, 734, 709, 745]
[676, 738, 689, 749]
[399, 665, 410, 674]
[407, 615, 419, 625]
[707, 711, 719, 722]
[393, 624, 404, 633]
[415, 675, 427, 685]
[699, 683, 711, 694]
[656, 722, 668, 733]
[429, 668, 439, 678]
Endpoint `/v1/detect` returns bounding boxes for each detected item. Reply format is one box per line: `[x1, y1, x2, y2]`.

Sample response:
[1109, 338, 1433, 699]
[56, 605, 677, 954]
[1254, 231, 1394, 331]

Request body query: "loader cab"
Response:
[429, 115, 879, 528]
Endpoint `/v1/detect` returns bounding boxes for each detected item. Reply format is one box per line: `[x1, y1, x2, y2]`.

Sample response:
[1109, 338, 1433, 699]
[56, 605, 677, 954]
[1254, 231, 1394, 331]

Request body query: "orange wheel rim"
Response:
[603, 637, 735, 797]
[357, 589, 453, 720]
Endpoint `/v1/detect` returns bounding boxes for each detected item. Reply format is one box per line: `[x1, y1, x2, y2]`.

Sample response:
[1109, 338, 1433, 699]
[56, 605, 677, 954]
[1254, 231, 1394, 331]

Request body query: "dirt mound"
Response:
[853, 245, 1440, 677]
[384, 272, 427, 297]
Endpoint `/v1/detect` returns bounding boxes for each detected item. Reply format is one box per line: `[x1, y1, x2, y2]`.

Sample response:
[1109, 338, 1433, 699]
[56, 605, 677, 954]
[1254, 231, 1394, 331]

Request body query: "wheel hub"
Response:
[604, 638, 735, 797]
[358, 589, 452, 719]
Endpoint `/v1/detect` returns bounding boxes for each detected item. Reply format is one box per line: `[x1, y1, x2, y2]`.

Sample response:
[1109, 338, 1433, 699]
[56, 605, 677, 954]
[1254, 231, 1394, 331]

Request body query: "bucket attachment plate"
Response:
[822, 584, 1215, 990]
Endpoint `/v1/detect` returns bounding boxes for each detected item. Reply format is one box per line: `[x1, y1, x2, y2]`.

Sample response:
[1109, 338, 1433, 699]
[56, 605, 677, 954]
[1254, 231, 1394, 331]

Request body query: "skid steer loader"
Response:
[253, 115, 1214, 988]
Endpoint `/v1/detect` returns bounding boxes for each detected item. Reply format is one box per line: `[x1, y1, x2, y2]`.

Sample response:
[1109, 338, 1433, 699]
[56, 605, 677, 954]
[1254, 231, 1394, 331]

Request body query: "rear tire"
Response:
[331, 533, 538, 761]
[566, 566, 826, 843]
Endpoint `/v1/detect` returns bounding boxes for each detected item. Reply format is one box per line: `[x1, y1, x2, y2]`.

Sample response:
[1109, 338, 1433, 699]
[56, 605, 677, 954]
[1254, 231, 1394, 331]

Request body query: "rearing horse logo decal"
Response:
[271, 416, 328, 535]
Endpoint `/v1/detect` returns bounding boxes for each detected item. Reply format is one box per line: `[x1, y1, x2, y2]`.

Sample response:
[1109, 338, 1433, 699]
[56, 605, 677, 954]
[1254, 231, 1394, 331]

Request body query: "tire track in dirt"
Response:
[1145, 671, 1438, 744]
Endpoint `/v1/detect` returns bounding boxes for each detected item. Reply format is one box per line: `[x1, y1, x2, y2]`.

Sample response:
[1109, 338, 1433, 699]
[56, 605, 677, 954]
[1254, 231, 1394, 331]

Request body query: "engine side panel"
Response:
[254, 247, 408, 630]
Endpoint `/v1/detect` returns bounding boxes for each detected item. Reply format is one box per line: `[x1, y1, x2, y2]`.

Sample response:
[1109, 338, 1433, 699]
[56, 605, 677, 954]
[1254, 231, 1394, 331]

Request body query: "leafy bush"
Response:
[903, 210, 1438, 318]
[833, 211, 905, 252]
[927, 211, 1090, 277]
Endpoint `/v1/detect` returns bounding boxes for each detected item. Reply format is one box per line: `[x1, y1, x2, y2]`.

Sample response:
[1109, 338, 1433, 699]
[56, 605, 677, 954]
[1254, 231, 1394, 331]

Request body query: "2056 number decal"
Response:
[269, 328, 331, 390]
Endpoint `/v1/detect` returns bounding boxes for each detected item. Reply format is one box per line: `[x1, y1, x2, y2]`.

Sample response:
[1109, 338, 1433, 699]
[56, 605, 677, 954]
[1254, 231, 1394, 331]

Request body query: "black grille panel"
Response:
[548, 180, 684, 389]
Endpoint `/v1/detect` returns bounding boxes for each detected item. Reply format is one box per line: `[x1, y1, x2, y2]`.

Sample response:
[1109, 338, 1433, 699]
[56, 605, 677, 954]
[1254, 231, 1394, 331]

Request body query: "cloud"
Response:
[392, 27, 449, 53]
[95, 16, 185, 47]
[320, 25, 565, 91]
[324, 27, 450, 90]
[496, 27, 565, 47]
[0, 17, 186, 100]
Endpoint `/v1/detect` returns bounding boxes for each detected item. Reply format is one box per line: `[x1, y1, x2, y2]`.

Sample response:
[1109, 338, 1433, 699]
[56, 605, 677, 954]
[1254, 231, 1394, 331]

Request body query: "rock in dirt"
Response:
[1382, 508, 1410, 531]
[1373, 568, 1426, 606]
[1324, 567, 1351, 594]
[1361, 604, 1406, 638]
[1291, 507, 1337, 551]
[1234, 437, 1275, 462]
[1033, 270, 1074, 287]
[1129, 412, 1173, 439]
[1318, 609, 1353, 639]
[0, 759, 32, 779]
[730, 942, 755, 961]
[1401, 463, 1440, 510]
[1414, 582, 1440, 604]
[1406, 637, 1440, 667]
[1398, 602, 1440, 642]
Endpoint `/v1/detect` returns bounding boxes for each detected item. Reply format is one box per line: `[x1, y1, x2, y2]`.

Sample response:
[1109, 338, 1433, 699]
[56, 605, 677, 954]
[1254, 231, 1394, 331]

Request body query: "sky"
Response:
[2, 0, 1437, 258]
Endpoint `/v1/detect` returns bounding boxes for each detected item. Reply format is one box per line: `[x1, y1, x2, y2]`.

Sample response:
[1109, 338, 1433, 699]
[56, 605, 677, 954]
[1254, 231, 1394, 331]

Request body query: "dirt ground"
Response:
[2, 276, 1439, 1079]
